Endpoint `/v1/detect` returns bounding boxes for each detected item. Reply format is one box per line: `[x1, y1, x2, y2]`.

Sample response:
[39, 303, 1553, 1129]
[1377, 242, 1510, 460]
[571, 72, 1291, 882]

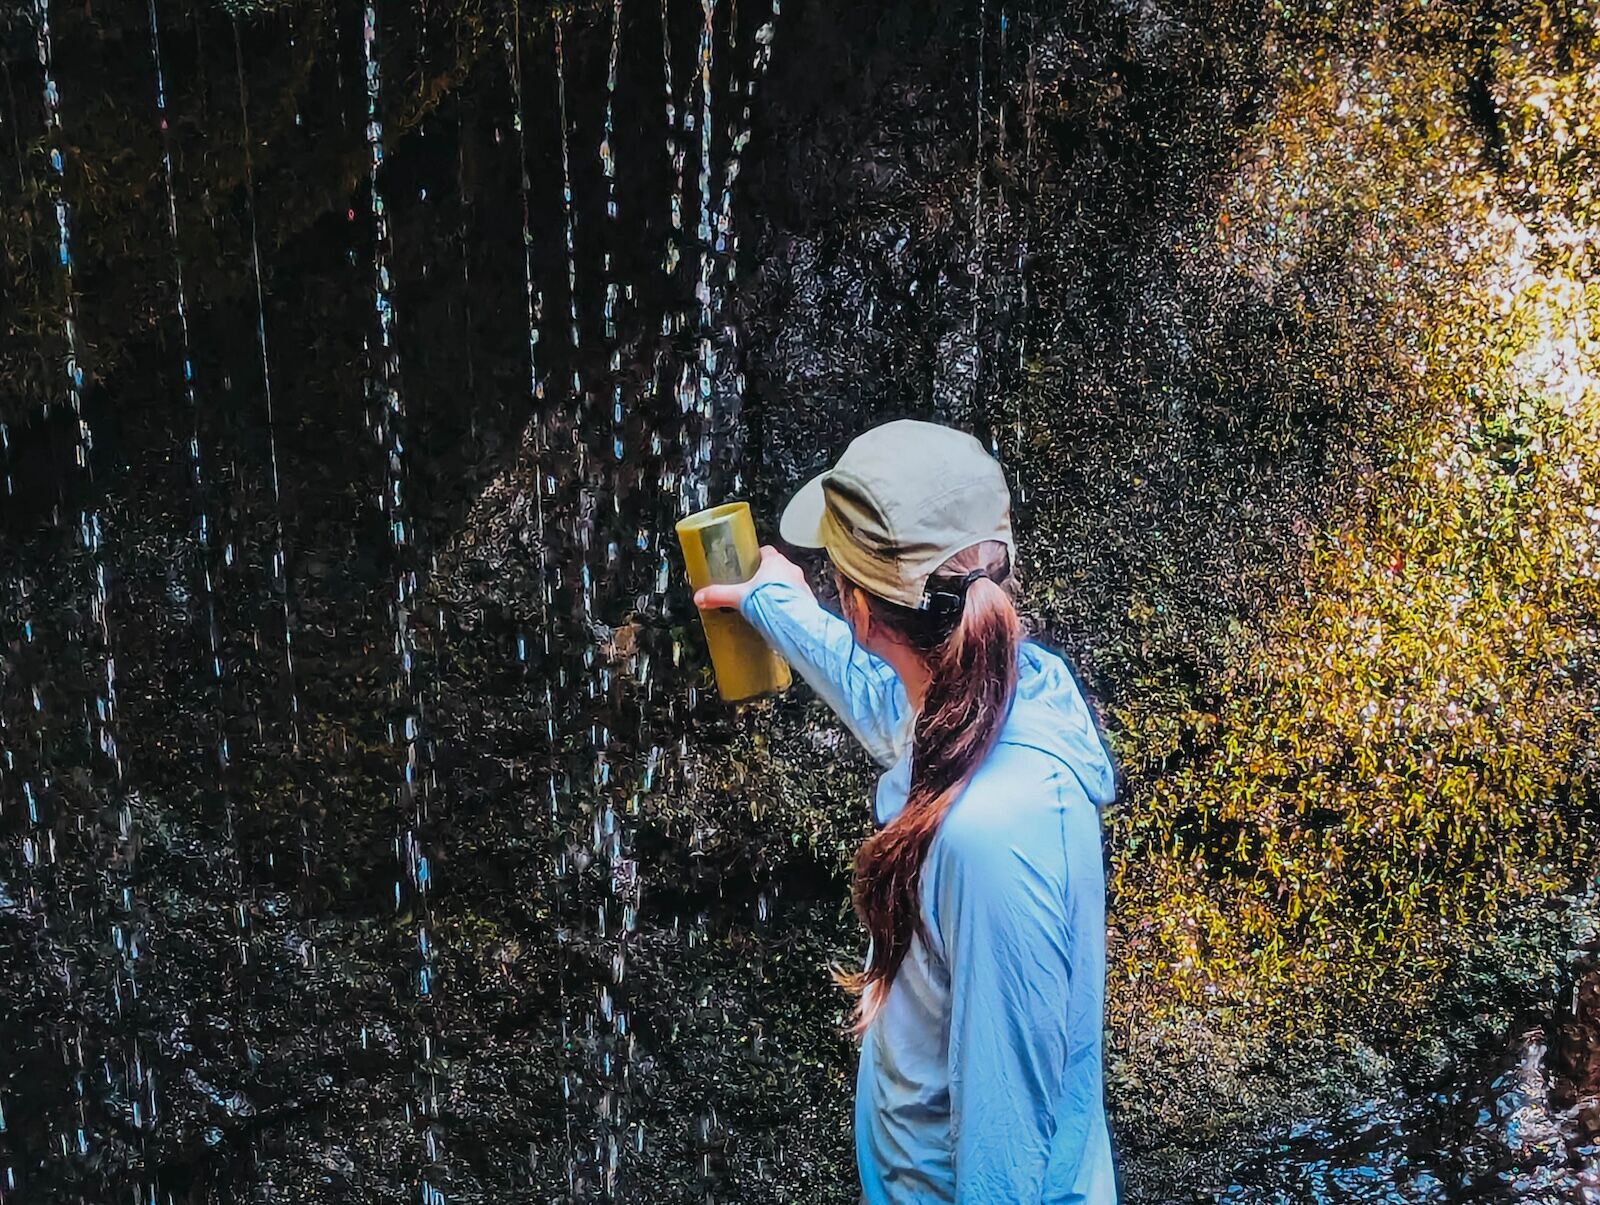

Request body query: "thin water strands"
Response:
[971, 4, 1029, 492]
[660, 0, 685, 275]
[1007, 5, 1037, 504]
[667, 0, 718, 519]
[34, 0, 117, 777]
[673, 355, 709, 517]
[602, 0, 624, 233]
[151, 0, 221, 715]
[548, 63, 619, 1023]
[972, 0, 986, 355]
[232, 28, 303, 756]
[152, 0, 250, 993]
[0, 570, 54, 1199]
[704, 0, 778, 492]
[1012, 5, 1037, 463]
[0, 62, 44, 1182]
[455, 139, 477, 404]
[504, 4, 553, 689]
[694, 0, 714, 338]
[493, 39, 595, 1149]
[592, 11, 643, 1190]
[556, 24, 583, 415]
[32, 0, 147, 1172]
[37, 0, 118, 1145]
[499, 39, 566, 1181]
[150, 0, 225, 834]
[658, 0, 711, 516]
[710, 0, 778, 279]
[602, 0, 627, 466]
[658, 0, 686, 513]
[2, 58, 38, 292]
[507, 6, 545, 413]
[362, 4, 445, 1198]
[996, 9, 1008, 239]
[664, 0, 783, 513]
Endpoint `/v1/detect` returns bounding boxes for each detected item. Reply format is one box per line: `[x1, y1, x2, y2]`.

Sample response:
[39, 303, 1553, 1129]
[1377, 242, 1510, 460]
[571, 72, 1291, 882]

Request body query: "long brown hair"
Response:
[833, 539, 1022, 1032]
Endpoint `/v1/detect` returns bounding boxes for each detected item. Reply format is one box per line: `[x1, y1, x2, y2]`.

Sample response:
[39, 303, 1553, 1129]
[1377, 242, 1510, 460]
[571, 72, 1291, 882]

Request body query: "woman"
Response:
[693, 419, 1120, 1204]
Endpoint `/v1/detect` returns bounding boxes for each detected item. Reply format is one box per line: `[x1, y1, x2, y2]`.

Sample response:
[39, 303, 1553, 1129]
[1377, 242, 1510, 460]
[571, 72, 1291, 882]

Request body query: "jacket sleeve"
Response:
[737, 579, 911, 769]
[935, 816, 1075, 1203]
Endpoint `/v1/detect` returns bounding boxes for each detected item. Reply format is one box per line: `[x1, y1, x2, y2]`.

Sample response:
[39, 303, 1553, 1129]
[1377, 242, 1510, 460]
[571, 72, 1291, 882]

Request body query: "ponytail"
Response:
[834, 540, 1022, 1033]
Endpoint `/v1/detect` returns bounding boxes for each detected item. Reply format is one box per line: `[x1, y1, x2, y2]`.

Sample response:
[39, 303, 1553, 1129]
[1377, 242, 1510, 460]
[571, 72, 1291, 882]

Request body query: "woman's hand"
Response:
[694, 545, 813, 611]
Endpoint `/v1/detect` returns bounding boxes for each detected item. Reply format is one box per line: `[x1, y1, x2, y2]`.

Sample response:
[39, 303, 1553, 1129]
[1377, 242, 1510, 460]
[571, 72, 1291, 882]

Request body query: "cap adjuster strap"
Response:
[917, 567, 990, 614]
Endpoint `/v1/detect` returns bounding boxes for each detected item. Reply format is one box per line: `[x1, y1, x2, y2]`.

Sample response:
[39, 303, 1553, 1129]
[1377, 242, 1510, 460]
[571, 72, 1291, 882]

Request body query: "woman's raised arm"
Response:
[693, 546, 911, 768]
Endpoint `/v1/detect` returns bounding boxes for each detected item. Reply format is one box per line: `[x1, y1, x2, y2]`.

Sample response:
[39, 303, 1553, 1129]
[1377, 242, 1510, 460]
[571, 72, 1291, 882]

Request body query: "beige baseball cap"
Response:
[778, 419, 1017, 610]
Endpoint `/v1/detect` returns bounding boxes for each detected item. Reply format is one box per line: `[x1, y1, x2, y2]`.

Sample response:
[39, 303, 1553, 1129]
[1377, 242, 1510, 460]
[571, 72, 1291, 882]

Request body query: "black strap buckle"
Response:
[918, 568, 989, 614]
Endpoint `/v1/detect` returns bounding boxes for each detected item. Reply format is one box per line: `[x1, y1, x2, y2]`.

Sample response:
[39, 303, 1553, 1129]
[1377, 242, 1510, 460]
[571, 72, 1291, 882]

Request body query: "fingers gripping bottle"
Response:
[674, 502, 792, 702]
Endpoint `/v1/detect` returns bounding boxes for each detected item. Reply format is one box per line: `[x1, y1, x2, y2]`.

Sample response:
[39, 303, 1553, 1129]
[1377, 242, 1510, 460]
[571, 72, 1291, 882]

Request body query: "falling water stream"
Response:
[32, 0, 141, 1176]
[359, 4, 448, 1197]
[233, 27, 302, 760]
[148, 1, 243, 1165]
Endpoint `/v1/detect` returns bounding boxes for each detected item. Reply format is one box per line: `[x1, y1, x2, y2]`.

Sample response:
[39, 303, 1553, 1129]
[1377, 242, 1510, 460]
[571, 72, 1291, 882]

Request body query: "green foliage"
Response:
[1081, 0, 1600, 1040]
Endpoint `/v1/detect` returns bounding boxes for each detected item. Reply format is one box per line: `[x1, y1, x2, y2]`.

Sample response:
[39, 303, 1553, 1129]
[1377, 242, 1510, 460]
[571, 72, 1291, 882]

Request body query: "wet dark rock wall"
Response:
[1, 0, 1596, 1201]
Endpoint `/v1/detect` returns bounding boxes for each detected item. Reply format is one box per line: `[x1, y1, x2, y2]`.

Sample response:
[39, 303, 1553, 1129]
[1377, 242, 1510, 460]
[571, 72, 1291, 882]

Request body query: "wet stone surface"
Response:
[0, 0, 1597, 1201]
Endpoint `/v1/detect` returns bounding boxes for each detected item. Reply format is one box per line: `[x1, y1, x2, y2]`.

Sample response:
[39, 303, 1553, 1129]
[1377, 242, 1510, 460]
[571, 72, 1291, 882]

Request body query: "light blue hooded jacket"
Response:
[739, 579, 1120, 1205]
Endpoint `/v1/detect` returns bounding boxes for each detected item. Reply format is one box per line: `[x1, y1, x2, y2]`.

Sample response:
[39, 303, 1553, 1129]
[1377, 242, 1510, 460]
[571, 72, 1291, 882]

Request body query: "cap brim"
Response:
[778, 470, 830, 548]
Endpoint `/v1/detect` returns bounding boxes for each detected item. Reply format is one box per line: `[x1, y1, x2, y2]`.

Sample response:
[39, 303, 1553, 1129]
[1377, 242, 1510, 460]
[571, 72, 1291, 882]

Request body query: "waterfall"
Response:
[0, 0, 803, 1195]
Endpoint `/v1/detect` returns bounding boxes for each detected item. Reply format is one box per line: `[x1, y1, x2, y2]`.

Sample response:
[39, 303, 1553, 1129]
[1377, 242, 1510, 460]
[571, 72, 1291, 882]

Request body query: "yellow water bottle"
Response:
[674, 501, 792, 702]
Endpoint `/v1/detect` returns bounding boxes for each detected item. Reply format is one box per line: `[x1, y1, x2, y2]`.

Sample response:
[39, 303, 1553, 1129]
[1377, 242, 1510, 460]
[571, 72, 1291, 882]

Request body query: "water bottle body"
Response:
[674, 501, 793, 702]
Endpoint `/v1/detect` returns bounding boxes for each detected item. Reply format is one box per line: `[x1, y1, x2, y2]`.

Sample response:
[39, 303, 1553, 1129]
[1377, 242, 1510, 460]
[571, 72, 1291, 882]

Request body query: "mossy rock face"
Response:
[0, 0, 1596, 1199]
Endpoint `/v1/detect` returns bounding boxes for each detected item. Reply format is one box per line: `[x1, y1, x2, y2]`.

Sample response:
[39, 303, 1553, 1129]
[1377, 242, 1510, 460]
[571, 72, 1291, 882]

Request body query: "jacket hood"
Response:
[1005, 640, 1118, 807]
[873, 639, 1118, 824]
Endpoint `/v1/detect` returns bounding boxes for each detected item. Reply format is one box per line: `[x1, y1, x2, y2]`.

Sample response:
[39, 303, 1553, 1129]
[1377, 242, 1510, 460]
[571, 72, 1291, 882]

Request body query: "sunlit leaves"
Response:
[1101, 0, 1600, 1036]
